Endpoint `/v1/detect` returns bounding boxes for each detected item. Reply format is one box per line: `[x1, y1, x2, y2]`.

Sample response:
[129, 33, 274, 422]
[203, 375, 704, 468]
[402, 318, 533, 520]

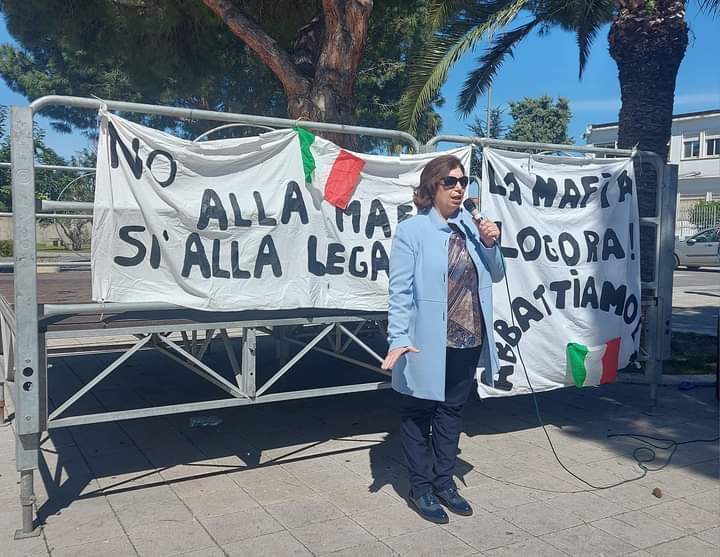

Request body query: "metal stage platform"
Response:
[0, 269, 391, 426]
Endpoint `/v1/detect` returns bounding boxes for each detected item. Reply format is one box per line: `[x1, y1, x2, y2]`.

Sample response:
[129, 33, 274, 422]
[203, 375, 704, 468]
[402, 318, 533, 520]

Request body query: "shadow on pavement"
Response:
[35, 334, 719, 526]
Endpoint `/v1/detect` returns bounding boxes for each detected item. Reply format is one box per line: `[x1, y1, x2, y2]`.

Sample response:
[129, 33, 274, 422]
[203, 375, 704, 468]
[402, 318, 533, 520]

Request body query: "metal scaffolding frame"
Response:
[3, 97, 417, 538]
[1, 96, 677, 539]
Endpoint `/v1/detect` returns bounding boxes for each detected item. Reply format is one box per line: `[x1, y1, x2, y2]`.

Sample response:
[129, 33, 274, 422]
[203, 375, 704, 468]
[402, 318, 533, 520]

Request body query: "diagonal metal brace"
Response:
[284, 336, 390, 377]
[337, 323, 384, 364]
[339, 321, 367, 354]
[156, 334, 246, 399]
[48, 334, 153, 421]
[256, 323, 335, 397]
[196, 329, 216, 360]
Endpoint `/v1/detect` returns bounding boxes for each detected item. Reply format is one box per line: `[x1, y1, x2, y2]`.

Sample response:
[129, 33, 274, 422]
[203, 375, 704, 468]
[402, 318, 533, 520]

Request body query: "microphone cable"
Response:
[492, 239, 719, 491]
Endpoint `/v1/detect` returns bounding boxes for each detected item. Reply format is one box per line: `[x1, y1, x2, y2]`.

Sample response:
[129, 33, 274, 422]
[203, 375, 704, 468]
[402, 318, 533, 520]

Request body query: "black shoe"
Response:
[434, 486, 473, 516]
[408, 492, 449, 524]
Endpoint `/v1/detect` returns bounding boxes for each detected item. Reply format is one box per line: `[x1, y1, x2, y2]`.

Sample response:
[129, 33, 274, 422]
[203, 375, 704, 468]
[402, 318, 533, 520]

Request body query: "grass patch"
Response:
[624, 332, 718, 375]
[666, 332, 718, 374]
[36, 243, 91, 251]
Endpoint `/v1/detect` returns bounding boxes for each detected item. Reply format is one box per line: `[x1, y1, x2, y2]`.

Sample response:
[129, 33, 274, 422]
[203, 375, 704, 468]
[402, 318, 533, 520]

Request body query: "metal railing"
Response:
[5, 95, 430, 538]
[2, 95, 679, 541]
[30, 95, 421, 152]
[676, 199, 720, 239]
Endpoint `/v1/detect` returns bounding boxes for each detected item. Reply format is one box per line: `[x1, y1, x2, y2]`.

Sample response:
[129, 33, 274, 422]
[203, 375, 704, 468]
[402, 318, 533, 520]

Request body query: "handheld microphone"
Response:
[462, 198, 483, 222]
[463, 198, 498, 246]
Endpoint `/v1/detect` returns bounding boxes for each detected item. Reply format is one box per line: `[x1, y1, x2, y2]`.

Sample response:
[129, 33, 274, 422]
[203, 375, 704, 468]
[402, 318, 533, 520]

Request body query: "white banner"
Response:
[477, 149, 641, 397]
[91, 112, 472, 311]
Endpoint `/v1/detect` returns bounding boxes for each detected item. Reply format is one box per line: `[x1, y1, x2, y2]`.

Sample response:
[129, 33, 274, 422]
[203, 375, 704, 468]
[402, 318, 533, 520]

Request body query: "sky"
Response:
[436, 4, 720, 143]
[0, 5, 718, 159]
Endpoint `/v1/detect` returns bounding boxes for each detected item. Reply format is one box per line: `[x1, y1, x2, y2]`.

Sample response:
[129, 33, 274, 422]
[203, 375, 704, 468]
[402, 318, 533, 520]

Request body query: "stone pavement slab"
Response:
[179, 483, 260, 519]
[290, 516, 375, 555]
[541, 523, 637, 556]
[264, 495, 345, 530]
[125, 519, 217, 557]
[222, 530, 312, 557]
[592, 510, 687, 549]
[351, 501, 432, 539]
[442, 510, 530, 551]
[41, 498, 126, 552]
[320, 541, 397, 557]
[199, 507, 283, 546]
[482, 537, 569, 556]
[695, 525, 720, 546]
[383, 527, 475, 557]
[644, 534, 718, 556]
[497, 500, 584, 537]
[48, 536, 137, 557]
[641, 498, 719, 534]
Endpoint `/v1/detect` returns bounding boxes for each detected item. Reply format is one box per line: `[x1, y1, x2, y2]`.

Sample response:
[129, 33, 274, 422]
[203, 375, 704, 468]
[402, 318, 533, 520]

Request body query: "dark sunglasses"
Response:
[440, 176, 469, 189]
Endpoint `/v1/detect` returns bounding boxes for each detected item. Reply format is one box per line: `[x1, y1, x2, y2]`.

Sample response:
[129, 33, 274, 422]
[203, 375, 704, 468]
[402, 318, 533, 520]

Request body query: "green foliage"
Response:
[0, 0, 286, 139]
[688, 200, 720, 228]
[464, 96, 571, 175]
[399, 0, 531, 133]
[466, 106, 505, 139]
[0, 0, 441, 150]
[665, 332, 718, 374]
[466, 106, 504, 176]
[0, 240, 12, 257]
[355, 1, 443, 148]
[505, 95, 573, 144]
[0, 105, 95, 210]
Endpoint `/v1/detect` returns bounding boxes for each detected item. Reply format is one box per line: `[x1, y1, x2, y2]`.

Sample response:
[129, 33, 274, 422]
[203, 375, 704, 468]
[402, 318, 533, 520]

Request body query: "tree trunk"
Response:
[202, 0, 373, 148]
[608, 0, 688, 161]
[287, 1, 373, 147]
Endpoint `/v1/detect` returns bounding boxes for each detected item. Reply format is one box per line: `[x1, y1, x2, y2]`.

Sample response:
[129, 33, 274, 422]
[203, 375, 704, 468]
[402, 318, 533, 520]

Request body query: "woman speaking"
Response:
[381, 154, 505, 524]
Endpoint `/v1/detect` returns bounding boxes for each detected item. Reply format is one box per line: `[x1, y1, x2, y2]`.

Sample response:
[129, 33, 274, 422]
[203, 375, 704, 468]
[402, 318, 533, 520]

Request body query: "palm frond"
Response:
[399, 0, 529, 134]
[457, 19, 539, 115]
[699, 0, 720, 15]
[572, 0, 614, 77]
[428, 0, 478, 30]
[576, 25, 599, 78]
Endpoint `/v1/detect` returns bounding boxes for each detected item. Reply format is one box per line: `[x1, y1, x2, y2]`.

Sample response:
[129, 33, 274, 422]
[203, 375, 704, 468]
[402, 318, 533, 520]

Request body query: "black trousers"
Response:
[400, 346, 481, 498]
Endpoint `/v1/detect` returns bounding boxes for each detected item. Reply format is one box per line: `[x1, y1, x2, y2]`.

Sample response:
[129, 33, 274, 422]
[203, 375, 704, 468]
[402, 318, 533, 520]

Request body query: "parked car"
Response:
[674, 227, 720, 269]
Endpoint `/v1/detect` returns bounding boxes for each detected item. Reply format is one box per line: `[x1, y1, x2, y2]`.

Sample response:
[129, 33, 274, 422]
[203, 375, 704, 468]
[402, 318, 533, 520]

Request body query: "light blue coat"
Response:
[388, 206, 505, 401]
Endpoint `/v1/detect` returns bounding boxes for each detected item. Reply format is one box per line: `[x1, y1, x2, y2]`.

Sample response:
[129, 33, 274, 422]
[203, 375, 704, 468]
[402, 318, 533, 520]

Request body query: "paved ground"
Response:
[1, 349, 718, 557]
[0, 266, 716, 556]
[672, 268, 719, 336]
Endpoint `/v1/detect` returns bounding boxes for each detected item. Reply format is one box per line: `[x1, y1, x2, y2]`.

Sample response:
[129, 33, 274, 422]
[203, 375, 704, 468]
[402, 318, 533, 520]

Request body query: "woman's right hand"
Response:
[381, 346, 420, 370]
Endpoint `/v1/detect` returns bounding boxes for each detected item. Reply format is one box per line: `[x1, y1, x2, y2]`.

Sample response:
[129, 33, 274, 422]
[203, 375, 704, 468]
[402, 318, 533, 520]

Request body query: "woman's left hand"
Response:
[381, 346, 419, 371]
[476, 219, 500, 247]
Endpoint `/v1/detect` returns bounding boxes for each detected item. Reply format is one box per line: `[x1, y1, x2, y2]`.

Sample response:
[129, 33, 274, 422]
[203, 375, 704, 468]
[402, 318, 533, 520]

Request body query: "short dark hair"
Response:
[413, 155, 466, 210]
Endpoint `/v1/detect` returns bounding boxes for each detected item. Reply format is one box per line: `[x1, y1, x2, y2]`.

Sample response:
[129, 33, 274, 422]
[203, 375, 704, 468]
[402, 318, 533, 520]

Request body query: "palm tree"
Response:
[400, 0, 718, 160]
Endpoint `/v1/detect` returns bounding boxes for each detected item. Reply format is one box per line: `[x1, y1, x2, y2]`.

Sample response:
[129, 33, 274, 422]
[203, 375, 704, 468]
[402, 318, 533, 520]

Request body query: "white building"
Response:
[583, 109, 720, 199]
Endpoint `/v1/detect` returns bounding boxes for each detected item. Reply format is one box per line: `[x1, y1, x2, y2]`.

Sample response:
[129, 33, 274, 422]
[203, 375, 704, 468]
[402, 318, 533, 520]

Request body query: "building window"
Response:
[706, 137, 720, 157]
[683, 139, 700, 159]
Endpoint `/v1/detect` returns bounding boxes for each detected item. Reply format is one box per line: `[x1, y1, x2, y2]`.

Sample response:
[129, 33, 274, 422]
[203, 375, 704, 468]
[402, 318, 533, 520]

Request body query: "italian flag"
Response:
[296, 127, 365, 209]
[566, 338, 621, 387]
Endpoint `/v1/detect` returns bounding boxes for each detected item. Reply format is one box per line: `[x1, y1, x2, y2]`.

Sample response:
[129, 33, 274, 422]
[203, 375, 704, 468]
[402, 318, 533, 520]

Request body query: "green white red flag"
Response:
[296, 127, 365, 209]
[567, 338, 621, 387]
